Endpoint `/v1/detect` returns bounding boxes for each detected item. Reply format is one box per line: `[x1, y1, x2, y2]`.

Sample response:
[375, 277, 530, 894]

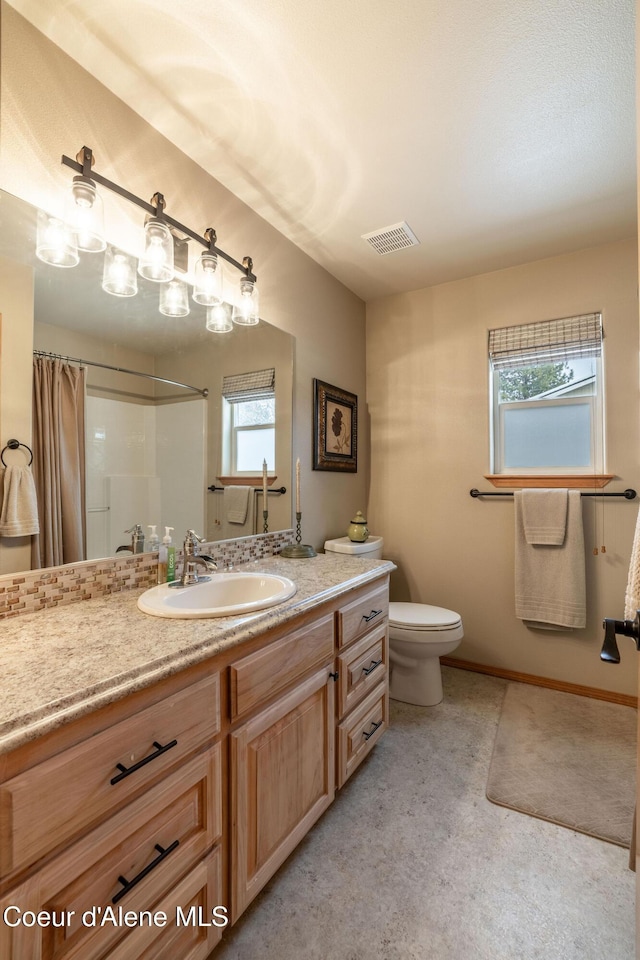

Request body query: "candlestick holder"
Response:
[263, 509, 269, 534]
[280, 512, 317, 558]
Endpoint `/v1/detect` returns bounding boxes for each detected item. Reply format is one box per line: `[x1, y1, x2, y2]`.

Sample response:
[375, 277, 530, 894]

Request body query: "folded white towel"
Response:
[624, 506, 640, 620]
[224, 485, 251, 524]
[521, 488, 568, 545]
[515, 489, 585, 629]
[0, 465, 40, 536]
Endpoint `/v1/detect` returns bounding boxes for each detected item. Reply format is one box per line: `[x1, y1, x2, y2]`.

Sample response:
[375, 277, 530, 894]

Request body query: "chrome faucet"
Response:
[173, 530, 217, 586]
[115, 524, 145, 554]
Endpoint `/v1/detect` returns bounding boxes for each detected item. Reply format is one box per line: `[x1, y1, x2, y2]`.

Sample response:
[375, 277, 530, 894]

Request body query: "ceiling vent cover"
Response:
[361, 221, 419, 255]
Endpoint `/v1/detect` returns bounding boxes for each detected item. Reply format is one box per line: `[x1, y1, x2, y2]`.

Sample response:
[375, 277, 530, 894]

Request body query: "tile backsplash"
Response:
[0, 530, 294, 619]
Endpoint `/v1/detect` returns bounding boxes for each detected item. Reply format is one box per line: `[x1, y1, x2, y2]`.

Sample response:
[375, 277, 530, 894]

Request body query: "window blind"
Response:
[488, 313, 603, 369]
[221, 368, 275, 403]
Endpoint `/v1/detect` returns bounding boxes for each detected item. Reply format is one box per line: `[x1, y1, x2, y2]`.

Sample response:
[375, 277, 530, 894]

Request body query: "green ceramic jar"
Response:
[347, 511, 369, 542]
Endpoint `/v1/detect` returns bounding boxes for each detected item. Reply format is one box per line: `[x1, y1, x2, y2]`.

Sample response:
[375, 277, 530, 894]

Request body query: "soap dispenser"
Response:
[147, 525, 160, 552]
[347, 511, 369, 543]
[162, 527, 175, 582]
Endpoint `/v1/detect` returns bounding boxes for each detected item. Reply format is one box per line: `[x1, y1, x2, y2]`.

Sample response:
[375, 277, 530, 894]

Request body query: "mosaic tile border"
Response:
[0, 530, 295, 619]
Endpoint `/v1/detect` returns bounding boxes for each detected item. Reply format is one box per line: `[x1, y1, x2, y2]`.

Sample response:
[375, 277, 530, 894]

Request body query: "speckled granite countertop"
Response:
[0, 553, 395, 755]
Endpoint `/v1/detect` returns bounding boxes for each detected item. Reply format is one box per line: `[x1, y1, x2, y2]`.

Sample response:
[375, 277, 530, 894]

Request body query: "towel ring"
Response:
[1, 439, 33, 467]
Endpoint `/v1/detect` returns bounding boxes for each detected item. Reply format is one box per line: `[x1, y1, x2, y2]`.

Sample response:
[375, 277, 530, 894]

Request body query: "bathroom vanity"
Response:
[0, 554, 393, 959]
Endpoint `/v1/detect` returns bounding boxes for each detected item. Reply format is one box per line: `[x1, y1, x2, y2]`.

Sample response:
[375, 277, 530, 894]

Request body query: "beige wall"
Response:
[0, 3, 368, 553]
[0, 254, 33, 573]
[367, 239, 639, 696]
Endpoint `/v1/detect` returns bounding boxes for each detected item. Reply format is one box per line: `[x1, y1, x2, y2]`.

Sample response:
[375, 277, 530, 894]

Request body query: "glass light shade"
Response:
[65, 178, 106, 252]
[231, 277, 259, 325]
[193, 251, 222, 305]
[205, 304, 232, 333]
[159, 278, 190, 317]
[102, 246, 138, 297]
[35, 210, 79, 267]
[138, 218, 174, 282]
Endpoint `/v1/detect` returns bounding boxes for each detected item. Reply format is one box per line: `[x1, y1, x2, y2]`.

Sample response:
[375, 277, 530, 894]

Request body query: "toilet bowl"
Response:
[388, 602, 463, 707]
[323, 534, 463, 707]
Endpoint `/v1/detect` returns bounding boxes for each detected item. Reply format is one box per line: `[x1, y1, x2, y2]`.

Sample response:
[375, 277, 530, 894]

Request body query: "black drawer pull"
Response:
[362, 609, 383, 623]
[362, 658, 383, 677]
[362, 719, 383, 741]
[329, 671, 339, 682]
[110, 739, 178, 785]
[112, 840, 180, 904]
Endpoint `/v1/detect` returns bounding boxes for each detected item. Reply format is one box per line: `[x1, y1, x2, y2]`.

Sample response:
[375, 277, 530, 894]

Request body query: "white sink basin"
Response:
[137, 571, 297, 619]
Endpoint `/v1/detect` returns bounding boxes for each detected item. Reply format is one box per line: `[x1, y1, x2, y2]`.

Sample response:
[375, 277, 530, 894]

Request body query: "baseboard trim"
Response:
[440, 656, 638, 709]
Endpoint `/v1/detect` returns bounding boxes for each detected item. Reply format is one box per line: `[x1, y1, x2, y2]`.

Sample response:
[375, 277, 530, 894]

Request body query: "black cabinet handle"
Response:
[112, 840, 180, 904]
[362, 719, 383, 741]
[362, 609, 383, 623]
[362, 658, 383, 677]
[328, 671, 339, 682]
[110, 739, 178, 785]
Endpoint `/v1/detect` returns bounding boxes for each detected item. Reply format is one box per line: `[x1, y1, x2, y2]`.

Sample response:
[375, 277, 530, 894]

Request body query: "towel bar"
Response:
[470, 487, 636, 500]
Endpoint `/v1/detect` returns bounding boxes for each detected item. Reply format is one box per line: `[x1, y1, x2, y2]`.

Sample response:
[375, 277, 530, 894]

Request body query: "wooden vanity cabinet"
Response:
[0, 668, 224, 960]
[0, 572, 391, 956]
[335, 583, 390, 787]
[229, 614, 336, 922]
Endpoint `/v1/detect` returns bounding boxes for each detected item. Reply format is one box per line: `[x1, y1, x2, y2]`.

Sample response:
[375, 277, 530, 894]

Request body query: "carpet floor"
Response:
[486, 682, 637, 847]
[212, 667, 635, 960]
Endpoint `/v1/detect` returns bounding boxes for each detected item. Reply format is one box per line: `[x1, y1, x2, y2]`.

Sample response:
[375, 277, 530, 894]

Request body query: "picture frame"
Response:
[313, 379, 358, 472]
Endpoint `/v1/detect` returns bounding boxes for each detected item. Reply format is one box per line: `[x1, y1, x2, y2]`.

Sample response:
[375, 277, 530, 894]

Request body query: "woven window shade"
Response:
[488, 313, 603, 369]
[221, 368, 275, 403]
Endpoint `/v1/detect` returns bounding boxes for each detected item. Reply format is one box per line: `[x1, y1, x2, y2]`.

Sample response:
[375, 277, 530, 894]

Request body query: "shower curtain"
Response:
[31, 357, 86, 568]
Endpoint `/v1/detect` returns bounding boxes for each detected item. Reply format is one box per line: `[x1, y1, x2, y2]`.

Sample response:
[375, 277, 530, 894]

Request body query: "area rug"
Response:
[486, 682, 637, 847]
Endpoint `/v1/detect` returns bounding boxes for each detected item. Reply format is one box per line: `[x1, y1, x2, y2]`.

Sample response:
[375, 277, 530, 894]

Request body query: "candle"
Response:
[296, 458, 301, 514]
[262, 459, 268, 511]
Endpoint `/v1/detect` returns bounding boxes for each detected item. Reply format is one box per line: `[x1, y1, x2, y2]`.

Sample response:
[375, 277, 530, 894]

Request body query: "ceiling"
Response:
[6, 0, 637, 302]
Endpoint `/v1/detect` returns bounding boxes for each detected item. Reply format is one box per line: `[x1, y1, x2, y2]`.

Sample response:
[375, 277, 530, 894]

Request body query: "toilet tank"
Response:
[323, 535, 384, 559]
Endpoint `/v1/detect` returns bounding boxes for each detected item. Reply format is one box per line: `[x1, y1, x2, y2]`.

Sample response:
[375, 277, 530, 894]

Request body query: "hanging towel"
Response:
[521, 488, 568, 545]
[224, 485, 251, 524]
[0, 465, 40, 536]
[514, 489, 585, 629]
[624, 506, 640, 620]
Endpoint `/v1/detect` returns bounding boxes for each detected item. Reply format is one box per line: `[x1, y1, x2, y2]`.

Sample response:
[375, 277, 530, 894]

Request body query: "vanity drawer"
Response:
[337, 622, 388, 718]
[337, 681, 388, 787]
[230, 613, 334, 720]
[337, 582, 389, 649]
[0, 673, 220, 876]
[0, 748, 221, 960]
[108, 848, 224, 960]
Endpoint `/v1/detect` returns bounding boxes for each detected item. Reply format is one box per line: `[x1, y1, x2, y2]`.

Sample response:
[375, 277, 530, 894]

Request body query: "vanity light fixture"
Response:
[37, 146, 258, 328]
[193, 228, 223, 305]
[138, 193, 174, 282]
[231, 259, 260, 325]
[63, 145, 106, 253]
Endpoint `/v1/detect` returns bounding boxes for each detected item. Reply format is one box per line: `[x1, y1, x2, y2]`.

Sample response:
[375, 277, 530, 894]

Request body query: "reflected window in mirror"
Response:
[226, 397, 275, 475]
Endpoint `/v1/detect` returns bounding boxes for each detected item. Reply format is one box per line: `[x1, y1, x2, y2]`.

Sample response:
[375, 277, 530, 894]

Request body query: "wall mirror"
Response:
[0, 188, 294, 574]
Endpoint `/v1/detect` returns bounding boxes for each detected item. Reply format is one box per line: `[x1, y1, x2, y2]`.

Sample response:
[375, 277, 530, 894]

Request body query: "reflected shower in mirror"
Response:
[0, 190, 294, 575]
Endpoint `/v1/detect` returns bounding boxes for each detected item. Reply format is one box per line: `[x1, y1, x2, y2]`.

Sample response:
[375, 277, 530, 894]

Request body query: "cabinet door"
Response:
[230, 667, 335, 921]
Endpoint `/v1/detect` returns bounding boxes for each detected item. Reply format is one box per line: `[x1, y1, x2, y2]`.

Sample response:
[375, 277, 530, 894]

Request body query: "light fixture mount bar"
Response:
[61, 148, 256, 281]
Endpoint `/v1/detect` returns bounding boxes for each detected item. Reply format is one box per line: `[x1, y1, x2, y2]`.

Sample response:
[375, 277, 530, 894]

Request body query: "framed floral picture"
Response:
[313, 379, 358, 472]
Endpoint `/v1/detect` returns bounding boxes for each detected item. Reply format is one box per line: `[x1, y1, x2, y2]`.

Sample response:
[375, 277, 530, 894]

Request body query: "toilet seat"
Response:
[389, 602, 462, 634]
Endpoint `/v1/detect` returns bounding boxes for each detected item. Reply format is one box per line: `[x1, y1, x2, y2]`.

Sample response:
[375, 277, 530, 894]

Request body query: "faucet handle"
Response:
[186, 530, 205, 543]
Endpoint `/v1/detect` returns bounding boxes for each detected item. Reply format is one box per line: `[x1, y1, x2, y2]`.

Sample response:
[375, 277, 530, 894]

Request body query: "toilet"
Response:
[323, 535, 463, 707]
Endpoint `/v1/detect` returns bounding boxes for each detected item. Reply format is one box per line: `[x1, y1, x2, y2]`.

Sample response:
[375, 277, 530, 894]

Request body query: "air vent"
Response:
[361, 221, 420, 256]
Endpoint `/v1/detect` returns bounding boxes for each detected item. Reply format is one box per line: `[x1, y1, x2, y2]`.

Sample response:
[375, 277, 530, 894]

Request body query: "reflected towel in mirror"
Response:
[0, 465, 40, 536]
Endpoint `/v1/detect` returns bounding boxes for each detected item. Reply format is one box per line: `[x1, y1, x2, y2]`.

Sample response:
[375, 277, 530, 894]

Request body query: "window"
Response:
[488, 313, 604, 475]
[221, 368, 276, 475]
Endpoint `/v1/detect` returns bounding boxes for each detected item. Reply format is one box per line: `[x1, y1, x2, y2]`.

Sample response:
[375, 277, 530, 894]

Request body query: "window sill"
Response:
[484, 475, 614, 489]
